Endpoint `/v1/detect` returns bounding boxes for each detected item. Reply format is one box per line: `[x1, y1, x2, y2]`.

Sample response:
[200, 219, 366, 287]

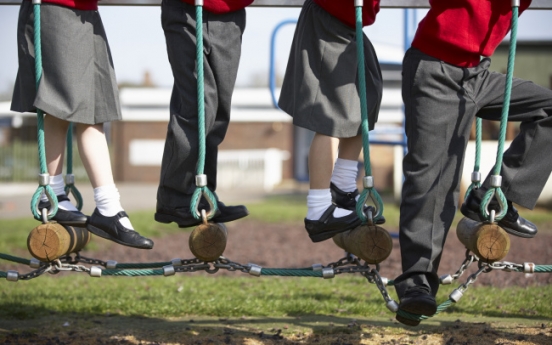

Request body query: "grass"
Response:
[1, 275, 550, 321]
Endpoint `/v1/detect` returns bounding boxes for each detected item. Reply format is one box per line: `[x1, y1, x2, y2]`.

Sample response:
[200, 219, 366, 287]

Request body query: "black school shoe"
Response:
[460, 188, 537, 238]
[37, 194, 88, 226]
[330, 183, 386, 225]
[396, 286, 437, 327]
[155, 201, 249, 228]
[304, 204, 362, 243]
[87, 209, 154, 249]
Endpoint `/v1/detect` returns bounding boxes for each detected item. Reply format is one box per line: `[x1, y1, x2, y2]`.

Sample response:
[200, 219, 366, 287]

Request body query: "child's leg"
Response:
[75, 123, 153, 249]
[331, 135, 362, 194]
[75, 123, 130, 227]
[41, 115, 80, 213]
[306, 133, 352, 220]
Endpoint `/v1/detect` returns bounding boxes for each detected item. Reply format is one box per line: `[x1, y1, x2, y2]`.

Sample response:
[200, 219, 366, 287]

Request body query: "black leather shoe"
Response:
[304, 204, 361, 243]
[38, 195, 88, 226]
[87, 209, 153, 249]
[330, 183, 386, 225]
[460, 189, 537, 238]
[155, 201, 248, 228]
[396, 285, 437, 327]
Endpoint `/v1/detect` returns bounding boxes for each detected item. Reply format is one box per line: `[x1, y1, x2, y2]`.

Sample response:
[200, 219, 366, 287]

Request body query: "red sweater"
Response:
[314, 0, 380, 28]
[36, 0, 98, 10]
[412, 0, 531, 68]
[181, 0, 253, 14]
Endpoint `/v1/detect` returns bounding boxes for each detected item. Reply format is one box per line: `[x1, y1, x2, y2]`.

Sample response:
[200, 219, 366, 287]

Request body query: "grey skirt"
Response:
[278, 0, 383, 138]
[11, 2, 121, 124]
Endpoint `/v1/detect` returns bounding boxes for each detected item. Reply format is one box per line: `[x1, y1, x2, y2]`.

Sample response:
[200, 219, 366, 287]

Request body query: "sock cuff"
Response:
[335, 158, 359, 169]
[94, 184, 119, 204]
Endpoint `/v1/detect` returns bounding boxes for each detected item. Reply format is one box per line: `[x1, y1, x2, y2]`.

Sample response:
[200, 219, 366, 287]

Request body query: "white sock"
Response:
[94, 184, 134, 230]
[40, 174, 78, 212]
[306, 189, 352, 220]
[331, 158, 359, 193]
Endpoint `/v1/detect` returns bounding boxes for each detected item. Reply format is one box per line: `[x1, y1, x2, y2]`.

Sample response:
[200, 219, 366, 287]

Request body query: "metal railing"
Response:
[0, 0, 550, 8]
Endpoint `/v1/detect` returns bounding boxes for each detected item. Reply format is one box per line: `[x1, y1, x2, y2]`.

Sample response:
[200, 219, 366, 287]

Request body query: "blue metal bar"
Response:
[269, 19, 297, 109]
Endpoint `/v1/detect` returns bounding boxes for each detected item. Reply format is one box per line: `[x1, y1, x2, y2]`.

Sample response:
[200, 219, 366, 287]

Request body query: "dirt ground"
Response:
[1, 219, 551, 344]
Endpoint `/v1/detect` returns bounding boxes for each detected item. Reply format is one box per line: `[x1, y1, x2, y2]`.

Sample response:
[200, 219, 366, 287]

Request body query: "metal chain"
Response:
[440, 250, 477, 284]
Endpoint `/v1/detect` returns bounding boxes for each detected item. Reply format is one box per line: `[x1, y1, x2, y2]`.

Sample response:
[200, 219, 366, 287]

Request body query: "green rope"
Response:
[479, 6, 519, 222]
[115, 262, 174, 269]
[396, 299, 455, 323]
[102, 269, 164, 277]
[354, 4, 384, 224]
[260, 269, 323, 277]
[190, 2, 218, 221]
[64, 123, 83, 211]
[0, 253, 31, 265]
[30, 2, 58, 222]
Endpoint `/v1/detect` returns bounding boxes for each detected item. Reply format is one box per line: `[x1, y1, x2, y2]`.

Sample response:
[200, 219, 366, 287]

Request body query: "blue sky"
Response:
[0, 5, 551, 95]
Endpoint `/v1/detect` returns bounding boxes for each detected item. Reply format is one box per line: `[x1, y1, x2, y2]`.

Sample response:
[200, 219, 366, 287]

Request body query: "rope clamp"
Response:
[39, 173, 50, 186]
[449, 287, 464, 303]
[248, 264, 262, 277]
[163, 265, 176, 276]
[354, 0, 364, 7]
[64, 174, 75, 185]
[363, 176, 374, 189]
[322, 267, 335, 279]
[29, 258, 41, 269]
[523, 262, 535, 274]
[32, 0, 41, 4]
[439, 274, 454, 285]
[471, 171, 481, 183]
[171, 258, 183, 266]
[195, 174, 207, 187]
[386, 300, 399, 313]
[6, 270, 19, 282]
[89, 266, 102, 277]
[311, 264, 323, 271]
[489, 209, 496, 224]
[490, 175, 502, 188]
[195, 0, 203, 5]
[106, 260, 118, 269]
[512, 0, 520, 7]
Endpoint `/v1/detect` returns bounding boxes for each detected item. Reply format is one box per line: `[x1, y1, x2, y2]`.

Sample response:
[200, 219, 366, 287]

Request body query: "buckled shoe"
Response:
[396, 286, 437, 327]
[304, 204, 361, 243]
[155, 201, 248, 227]
[87, 209, 154, 249]
[37, 194, 88, 226]
[460, 189, 537, 238]
[330, 183, 386, 225]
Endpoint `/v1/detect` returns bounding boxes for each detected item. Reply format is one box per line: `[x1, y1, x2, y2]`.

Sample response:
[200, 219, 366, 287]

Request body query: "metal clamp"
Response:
[512, 0, 520, 7]
[248, 264, 262, 277]
[471, 171, 481, 183]
[439, 274, 454, 285]
[523, 262, 535, 274]
[195, 174, 207, 187]
[163, 265, 176, 276]
[171, 258, 183, 266]
[64, 174, 75, 185]
[29, 258, 41, 269]
[449, 288, 464, 303]
[89, 266, 102, 277]
[106, 260, 118, 269]
[311, 264, 323, 271]
[6, 270, 19, 282]
[322, 267, 335, 279]
[363, 176, 374, 188]
[355, 0, 364, 7]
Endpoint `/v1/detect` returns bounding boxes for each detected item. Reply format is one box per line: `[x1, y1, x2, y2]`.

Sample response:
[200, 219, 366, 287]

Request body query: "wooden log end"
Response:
[27, 222, 70, 262]
[333, 224, 393, 264]
[475, 223, 510, 263]
[189, 222, 228, 262]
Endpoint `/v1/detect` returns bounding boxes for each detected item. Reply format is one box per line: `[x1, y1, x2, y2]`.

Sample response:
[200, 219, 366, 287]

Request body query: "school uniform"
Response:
[11, 0, 121, 125]
[278, 0, 382, 138]
[156, 0, 252, 214]
[395, 0, 552, 299]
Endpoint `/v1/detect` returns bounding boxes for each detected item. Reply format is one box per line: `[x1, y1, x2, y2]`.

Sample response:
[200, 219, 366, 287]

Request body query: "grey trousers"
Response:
[158, 0, 245, 208]
[394, 48, 552, 298]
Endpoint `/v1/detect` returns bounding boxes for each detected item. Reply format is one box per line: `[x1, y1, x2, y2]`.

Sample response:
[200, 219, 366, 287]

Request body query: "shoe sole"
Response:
[395, 314, 420, 327]
[154, 212, 201, 228]
[460, 205, 535, 238]
[400, 300, 437, 317]
[54, 220, 88, 227]
[86, 224, 153, 250]
[308, 218, 362, 243]
[155, 210, 249, 228]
